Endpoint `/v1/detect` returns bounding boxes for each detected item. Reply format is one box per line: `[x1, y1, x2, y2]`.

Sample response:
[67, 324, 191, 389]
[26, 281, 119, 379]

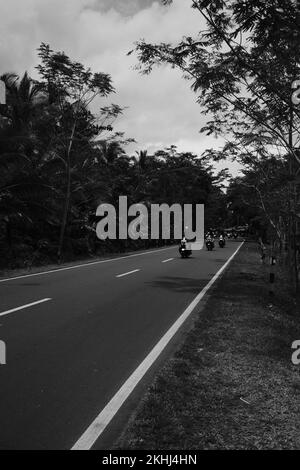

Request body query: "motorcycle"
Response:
[219, 238, 225, 248]
[179, 242, 192, 258]
[206, 239, 214, 251]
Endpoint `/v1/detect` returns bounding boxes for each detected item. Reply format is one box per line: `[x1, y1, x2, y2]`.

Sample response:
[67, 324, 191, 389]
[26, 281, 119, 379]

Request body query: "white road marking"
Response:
[162, 258, 174, 263]
[0, 298, 52, 318]
[71, 242, 244, 450]
[0, 247, 175, 284]
[240, 398, 251, 405]
[116, 269, 140, 278]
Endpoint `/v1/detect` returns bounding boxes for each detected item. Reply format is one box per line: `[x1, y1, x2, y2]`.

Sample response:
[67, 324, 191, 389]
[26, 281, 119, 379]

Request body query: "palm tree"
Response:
[97, 140, 127, 164]
[0, 72, 47, 133]
[134, 150, 148, 171]
[0, 73, 53, 265]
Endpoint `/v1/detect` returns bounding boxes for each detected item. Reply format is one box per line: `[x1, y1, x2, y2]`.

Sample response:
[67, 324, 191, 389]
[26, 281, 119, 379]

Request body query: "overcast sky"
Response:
[0, 0, 241, 175]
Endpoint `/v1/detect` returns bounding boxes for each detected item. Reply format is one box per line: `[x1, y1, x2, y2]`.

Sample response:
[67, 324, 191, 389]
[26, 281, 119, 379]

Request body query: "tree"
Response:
[0, 71, 55, 266]
[131, 0, 300, 289]
[36, 43, 121, 262]
[0, 40, 232, 269]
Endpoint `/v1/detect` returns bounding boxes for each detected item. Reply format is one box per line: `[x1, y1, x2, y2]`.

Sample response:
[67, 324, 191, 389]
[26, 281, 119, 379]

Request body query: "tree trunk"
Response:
[288, 104, 299, 293]
[57, 122, 76, 264]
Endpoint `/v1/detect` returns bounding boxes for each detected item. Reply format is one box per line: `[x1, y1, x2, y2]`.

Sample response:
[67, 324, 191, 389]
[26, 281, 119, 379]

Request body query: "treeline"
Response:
[226, 157, 291, 242]
[0, 44, 227, 270]
[138, 0, 300, 291]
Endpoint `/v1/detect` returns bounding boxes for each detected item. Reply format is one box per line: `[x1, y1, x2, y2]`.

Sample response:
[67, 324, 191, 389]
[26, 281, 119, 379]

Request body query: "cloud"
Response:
[76, 1, 212, 155]
[92, 0, 156, 16]
[0, 0, 241, 176]
[0, 0, 94, 73]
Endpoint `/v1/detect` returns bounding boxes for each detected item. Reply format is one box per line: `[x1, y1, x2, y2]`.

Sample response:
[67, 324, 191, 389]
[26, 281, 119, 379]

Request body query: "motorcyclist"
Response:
[205, 231, 214, 242]
[180, 236, 188, 250]
[179, 235, 192, 258]
[205, 231, 214, 249]
[219, 233, 226, 247]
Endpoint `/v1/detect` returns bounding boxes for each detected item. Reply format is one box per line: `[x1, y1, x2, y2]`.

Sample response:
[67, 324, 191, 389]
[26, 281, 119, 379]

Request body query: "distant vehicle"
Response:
[179, 240, 192, 258]
[219, 236, 225, 248]
[206, 238, 214, 251]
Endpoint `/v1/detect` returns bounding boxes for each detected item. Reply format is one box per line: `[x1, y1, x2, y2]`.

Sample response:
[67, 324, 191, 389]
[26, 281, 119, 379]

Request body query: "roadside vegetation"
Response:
[133, 0, 300, 292]
[116, 242, 300, 450]
[1, 0, 299, 451]
[0, 44, 227, 271]
[1, 0, 299, 292]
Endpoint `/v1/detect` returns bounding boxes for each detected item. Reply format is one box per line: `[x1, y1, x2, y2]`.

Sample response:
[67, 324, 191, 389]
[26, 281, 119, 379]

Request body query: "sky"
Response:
[0, 0, 241, 176]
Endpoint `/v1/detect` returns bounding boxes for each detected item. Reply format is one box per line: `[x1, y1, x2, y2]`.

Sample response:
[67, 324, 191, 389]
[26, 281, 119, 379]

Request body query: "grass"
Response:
[116, 242, 300, 450]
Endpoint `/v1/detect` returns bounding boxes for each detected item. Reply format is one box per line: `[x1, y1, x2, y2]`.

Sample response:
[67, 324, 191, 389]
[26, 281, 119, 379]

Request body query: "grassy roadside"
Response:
[116, 242, 300, 450]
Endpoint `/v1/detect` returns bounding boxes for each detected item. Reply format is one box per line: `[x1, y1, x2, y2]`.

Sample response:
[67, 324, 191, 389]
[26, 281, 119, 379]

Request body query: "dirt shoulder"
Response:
[116, 242, 300, 450]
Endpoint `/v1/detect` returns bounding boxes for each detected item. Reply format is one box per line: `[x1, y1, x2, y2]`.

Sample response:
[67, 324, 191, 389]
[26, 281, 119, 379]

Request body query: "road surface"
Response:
[0, 241, 242, 449]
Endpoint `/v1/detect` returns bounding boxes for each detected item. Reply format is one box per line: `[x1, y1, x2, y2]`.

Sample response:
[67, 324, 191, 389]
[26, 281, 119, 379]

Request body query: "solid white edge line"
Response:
[162, 258, 174, 263]
[116, 269, 140, 278]
[0, 298, 52, 318]
[71, 242, 244, 450]
[0, 247, 175, 284]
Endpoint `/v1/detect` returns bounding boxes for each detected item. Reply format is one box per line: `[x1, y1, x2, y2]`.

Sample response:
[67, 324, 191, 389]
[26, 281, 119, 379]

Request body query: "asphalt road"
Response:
[0, 241, 241, 450]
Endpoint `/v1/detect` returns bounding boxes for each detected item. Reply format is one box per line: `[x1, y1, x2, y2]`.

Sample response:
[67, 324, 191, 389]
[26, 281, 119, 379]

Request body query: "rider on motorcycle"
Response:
[179, 235, 192, 258]
[219, 233, 226, 247]
[180, 236, 187, 246]
[205, 231, 215, 250]
[205, 230, 214, 242]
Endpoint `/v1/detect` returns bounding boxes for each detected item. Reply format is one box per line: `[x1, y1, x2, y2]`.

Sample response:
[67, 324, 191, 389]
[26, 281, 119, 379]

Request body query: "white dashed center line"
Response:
[0, 298, 52, 318]
[162, 258, 174, 263]
[72, 243, 244, 450]
[116, 269, 140, 278]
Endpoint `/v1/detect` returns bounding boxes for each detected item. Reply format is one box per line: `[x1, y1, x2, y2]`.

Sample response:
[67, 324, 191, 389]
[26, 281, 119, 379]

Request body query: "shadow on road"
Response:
[147, 276, 208, 294]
